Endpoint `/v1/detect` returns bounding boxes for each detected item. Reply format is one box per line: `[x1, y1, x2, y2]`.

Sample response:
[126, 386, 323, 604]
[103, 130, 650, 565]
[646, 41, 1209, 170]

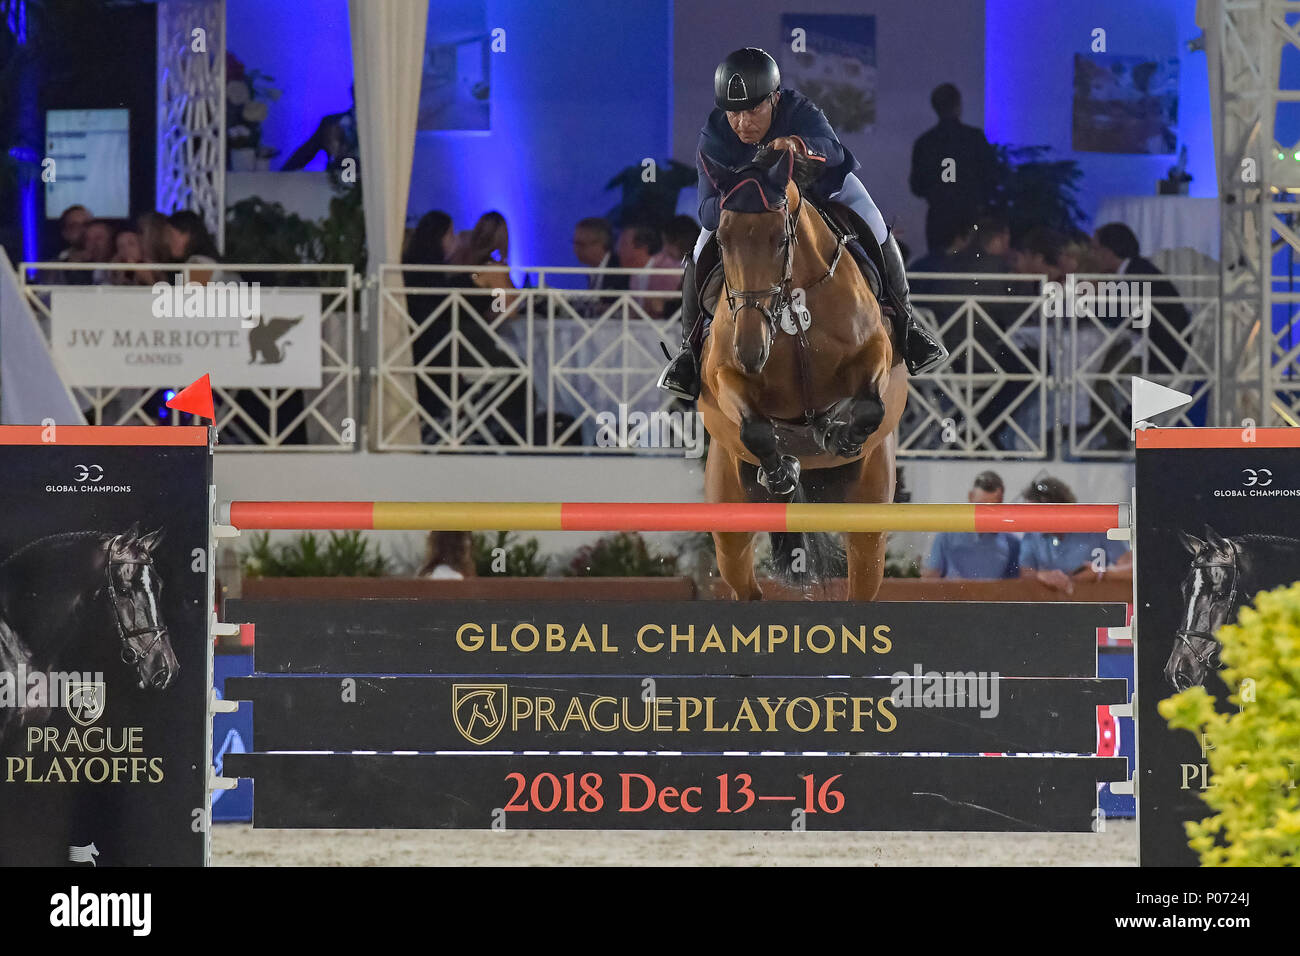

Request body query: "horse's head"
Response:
[701, 146, 800, 375]
[102, 525, 178, 690]
[1166, 525, 1236, 692]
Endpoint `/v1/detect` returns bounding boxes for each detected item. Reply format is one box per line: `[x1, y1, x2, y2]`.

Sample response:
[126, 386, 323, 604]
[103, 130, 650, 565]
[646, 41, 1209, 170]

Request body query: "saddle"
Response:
[696, 197, 885, 328]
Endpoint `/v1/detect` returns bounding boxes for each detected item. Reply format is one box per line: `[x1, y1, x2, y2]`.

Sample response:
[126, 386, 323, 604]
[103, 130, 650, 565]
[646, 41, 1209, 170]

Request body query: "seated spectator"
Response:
[922, 471, 1020, 579]
[418, 531, 476, 579]
[83, 219, 116, 285]
[955, 216, 1011, 272]
[1092, 221, 1190, 371]
[165, 210, 238, 283]
[572, 217, 628, 317]
[1018, 476, 1131, 594]
[908, 217, 972, 274]
[137, 211, 171, 283]
[618, 222, 676, 317]
[54, 204, 91, 262]
[109, 229, 154, 286]
[1015, 227, 1068, 282]
[403, 210, 460, 435]
[662, 215, 701, 263]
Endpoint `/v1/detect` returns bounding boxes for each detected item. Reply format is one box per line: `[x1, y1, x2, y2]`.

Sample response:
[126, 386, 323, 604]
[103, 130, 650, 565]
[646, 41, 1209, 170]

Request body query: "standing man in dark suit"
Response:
[1092, 222, 1190, 373]
[910, 84, 997, 255]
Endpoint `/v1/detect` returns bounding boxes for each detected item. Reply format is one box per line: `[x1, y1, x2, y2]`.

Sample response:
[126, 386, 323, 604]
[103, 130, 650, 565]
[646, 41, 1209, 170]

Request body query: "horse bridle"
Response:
[101, 553, 167, 667]
[1174, 539, 1238, 669]
[720, 183, 851, 335]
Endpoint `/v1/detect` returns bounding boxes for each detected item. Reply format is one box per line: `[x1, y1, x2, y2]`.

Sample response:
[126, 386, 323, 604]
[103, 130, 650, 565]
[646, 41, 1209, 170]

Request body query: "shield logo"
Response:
[452, 683, 507, 745]
[65, 682, 106, 726]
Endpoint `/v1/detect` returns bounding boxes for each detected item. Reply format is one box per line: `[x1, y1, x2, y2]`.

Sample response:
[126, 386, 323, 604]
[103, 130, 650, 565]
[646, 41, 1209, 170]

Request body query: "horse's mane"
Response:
[0, 531, 108, 571]
[1233, 533, 1300, 550]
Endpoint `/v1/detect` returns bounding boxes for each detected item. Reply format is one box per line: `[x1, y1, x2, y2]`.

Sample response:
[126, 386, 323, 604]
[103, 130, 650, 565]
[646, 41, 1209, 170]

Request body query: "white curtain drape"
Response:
[349, 0, 427, 447]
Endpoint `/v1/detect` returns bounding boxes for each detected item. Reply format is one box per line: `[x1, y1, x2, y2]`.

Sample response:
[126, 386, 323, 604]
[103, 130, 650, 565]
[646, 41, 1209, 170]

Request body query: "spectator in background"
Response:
[444, 210, 530, 441]
[137, 211, 171, 283]
[909, 83, 997, 255]
[922, 471, 1020, 579]
[54, 205, 91, 263]
[1018, 475, 1131, 594]
[108, 229, 154, 286]
[165, 210, 237, 283]
[572, 217, 628, 317]
[82, 220, 116, 285]
[1015, 227, 1068, 283]
[662, 215, 701, 263]
[908, 217, 972, 274]
[1092, 221, 1190, 372]
[618, 222, 676, 317]
[957, 216, 1011, 272]
[403, 210, 460, 437]
[418, 531, 476, 579]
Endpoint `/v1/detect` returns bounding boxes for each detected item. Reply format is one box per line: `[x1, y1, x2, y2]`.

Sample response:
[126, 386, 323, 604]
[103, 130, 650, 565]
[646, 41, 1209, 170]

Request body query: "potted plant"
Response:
[226, 52, 281, 172]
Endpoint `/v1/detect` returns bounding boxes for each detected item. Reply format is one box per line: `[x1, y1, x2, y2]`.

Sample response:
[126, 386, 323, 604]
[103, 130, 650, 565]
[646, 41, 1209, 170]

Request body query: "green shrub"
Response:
[1160, 582, 1300, 866]
[240, 530, 388, 578]
[565, 532, 678, 577]
[471, 531, 549, 577]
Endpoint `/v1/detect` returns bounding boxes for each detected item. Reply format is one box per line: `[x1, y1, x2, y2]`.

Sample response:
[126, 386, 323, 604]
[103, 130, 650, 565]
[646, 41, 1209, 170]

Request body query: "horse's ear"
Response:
[764, 148, 794, 190]
[1177, 529, 1204, 555]
[698, 151, 733, 193]
[1204, 525, 1231, 552]
[138, 527, 165, 553]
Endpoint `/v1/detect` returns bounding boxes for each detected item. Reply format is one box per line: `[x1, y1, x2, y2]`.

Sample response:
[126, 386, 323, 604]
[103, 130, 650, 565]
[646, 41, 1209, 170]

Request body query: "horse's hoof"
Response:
[757, 455, 800, 497]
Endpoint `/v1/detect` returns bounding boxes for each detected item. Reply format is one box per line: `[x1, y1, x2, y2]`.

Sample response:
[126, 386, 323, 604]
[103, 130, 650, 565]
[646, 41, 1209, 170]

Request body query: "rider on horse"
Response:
[658, 47, 949, 400]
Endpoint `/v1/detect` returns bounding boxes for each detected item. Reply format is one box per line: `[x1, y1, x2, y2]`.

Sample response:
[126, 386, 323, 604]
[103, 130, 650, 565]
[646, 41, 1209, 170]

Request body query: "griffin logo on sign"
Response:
[452, 683, 507, 745]
[65, 681, 106, 726]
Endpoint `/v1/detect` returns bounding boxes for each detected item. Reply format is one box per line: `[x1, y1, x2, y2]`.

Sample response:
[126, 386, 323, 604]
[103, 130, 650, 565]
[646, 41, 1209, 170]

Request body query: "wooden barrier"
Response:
[223, 598, 1129, 832]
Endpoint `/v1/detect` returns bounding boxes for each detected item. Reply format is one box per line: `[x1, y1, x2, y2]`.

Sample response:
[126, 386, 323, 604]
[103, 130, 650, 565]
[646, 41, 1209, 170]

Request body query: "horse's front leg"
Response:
[813, 384, 886, 460]
[714, 368, 799, 498]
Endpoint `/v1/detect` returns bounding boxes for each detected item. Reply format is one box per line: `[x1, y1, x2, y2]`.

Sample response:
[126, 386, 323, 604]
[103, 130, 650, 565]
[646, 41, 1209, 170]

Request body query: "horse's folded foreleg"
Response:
[813, 389, 885, 459]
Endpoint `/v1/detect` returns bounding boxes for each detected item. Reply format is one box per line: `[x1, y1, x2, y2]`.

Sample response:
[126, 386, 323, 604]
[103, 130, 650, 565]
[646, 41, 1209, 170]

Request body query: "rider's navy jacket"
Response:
[697, 87, 859, 231]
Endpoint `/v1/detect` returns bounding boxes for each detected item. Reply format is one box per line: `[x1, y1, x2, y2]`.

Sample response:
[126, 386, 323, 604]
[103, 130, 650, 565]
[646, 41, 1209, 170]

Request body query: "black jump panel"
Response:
[225, 675, 1128, 754]
[223, 753, 1129, 832]
[225, 599, 1124, 677]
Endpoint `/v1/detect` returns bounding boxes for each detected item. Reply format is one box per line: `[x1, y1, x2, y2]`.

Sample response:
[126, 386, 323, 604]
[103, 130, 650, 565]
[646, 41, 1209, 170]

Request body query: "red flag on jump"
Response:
[167, 374, 214, 420]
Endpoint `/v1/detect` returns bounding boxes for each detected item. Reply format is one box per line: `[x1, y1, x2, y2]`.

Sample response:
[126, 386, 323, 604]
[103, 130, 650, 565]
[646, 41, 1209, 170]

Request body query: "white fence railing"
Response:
[11, 261, 1220, 459]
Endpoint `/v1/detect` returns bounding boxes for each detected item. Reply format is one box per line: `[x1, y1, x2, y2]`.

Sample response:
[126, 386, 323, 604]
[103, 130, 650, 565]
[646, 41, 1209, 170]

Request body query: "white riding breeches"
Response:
[693, 172, 889, 262]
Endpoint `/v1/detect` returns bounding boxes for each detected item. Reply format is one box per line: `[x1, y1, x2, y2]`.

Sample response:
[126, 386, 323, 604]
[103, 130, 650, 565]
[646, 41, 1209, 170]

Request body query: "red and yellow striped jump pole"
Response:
[223, 501, 1126, 534]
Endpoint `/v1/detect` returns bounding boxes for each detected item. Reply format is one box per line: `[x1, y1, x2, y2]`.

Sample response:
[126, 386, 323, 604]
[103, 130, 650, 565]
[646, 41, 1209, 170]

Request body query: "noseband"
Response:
[100, 554, 167, 667]
[1175, 540, 1238, 669]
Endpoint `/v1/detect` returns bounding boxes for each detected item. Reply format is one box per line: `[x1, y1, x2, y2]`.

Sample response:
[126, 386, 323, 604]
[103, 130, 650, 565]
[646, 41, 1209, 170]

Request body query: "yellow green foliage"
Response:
[1159, 582, 1300, 865]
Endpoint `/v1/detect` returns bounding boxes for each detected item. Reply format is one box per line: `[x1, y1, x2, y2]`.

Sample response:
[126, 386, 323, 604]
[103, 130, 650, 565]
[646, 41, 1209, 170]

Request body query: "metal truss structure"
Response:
[1209, 0, 1300, 426]
[156, 0, 226, 249]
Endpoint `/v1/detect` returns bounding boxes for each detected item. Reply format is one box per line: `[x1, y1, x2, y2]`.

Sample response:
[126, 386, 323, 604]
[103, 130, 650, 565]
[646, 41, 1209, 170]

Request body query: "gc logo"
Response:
[74, 464, 104, 482]
[1242, 468, 1273, 487]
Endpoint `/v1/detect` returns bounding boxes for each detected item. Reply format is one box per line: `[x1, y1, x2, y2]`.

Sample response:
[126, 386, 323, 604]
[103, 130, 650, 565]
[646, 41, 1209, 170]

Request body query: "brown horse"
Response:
[697, 147, 907, 601]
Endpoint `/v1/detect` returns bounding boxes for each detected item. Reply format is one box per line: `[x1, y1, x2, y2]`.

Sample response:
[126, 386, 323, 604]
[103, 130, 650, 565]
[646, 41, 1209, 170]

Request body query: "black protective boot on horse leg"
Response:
[881, 231, 948, 375]
[657, 256, 705, 400]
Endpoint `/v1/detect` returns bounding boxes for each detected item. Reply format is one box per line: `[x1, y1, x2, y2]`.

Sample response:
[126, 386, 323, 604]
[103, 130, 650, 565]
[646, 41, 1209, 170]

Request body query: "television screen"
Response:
[44, 109, 130, 219]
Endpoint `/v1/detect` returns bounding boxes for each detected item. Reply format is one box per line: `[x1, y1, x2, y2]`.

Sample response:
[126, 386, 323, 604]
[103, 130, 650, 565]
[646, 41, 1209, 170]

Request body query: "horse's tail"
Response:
[767, 483, 846, 590]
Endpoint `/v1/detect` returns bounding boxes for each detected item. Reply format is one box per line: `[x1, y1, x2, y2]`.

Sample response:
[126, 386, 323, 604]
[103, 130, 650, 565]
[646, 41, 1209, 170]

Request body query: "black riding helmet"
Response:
[714, 47, 781, 112]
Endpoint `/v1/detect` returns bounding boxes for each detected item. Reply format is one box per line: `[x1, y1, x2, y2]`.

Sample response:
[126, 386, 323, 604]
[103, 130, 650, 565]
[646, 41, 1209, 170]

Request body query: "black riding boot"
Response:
[882, 232, 949, 375]
[657, 256, 704, 400]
